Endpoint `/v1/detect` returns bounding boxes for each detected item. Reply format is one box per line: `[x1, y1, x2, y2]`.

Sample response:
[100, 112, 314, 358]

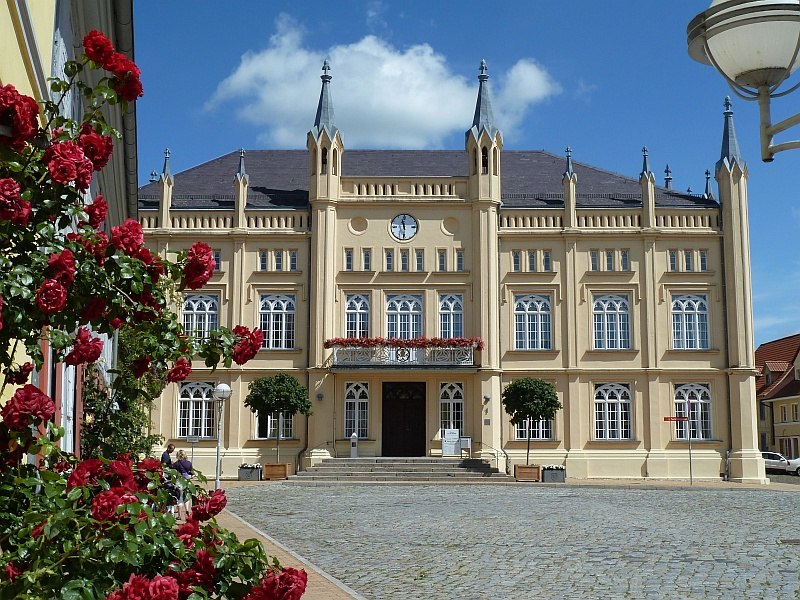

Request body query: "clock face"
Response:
[390, 214, 418, 241]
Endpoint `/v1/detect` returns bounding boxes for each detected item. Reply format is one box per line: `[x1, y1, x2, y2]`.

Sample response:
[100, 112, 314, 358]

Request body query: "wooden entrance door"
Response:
[381, 382, 426, 456]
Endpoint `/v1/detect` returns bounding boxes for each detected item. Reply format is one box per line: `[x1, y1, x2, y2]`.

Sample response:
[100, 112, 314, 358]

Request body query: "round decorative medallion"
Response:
[442, 217, 460, 235]
[349, 217, 368, 235]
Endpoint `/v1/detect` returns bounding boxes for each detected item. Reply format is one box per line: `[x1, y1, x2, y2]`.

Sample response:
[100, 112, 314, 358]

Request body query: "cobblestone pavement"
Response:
[226, 483, 800, 600]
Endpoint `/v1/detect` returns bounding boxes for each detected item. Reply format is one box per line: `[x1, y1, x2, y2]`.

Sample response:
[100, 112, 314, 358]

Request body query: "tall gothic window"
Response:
[594, 383, 632, 440]
[345, 294, 370, 338]
[178, 382, 216, 438]
[439, 382, 464, 436]
[671, 294, 709, 350]
[259, 294, 295, 349]
[514, 294, 551, 350]
[344, 382, 369, 438]
[593, 294, 630, 349]
[182, 294, 218, 341]
[674, 383, 712, 440]
[386, 294, 422, 339]
[439, 294, 464, 339]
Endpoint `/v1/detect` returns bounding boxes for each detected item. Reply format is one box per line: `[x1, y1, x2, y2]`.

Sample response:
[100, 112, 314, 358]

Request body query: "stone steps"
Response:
[290, 457, 513, 483]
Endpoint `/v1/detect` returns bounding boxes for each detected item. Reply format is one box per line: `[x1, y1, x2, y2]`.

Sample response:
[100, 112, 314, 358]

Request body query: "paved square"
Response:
[226, 484, 800, 599]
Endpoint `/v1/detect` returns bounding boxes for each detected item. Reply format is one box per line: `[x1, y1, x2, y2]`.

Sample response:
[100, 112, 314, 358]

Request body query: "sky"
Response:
[132, 1, 800, 347]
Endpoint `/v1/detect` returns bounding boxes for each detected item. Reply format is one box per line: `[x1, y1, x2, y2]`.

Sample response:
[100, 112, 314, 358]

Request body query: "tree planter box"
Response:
[261, 463, 290, 480]
[238, 467, 262, 481]
[514, 464, 541, 482]
[541, 469, 566, 483]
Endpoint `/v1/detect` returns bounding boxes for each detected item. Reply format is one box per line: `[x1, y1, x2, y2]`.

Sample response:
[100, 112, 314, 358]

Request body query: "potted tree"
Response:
[245, 373, 312, 479]
[501, 378, 562, 482]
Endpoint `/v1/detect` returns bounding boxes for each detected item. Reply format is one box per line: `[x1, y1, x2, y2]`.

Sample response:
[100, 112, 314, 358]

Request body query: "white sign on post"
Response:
[442, 429, 460, 456]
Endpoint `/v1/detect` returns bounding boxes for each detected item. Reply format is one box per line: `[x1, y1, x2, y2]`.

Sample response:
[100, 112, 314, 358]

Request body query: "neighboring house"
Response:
[0, 0, 138, 455]
[140, 62, 765, 482]
[755, 333, 800, 458]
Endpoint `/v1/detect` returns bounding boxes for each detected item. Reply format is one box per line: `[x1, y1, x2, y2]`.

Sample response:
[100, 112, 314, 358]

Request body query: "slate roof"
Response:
[138, 149, 717, 211]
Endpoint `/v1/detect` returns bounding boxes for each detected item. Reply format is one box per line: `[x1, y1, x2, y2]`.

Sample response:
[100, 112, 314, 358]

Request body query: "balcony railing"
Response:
[330, 345, 475, 367]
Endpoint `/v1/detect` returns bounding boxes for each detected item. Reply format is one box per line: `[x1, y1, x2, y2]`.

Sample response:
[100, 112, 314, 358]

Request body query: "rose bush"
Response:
[0, 30, 304, 599]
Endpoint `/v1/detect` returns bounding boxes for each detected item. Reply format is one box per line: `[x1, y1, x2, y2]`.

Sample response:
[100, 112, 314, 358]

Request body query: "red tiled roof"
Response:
[755, 333, 800, 397]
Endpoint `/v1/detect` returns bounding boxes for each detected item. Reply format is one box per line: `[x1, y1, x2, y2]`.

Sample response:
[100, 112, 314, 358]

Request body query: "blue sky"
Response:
[133, 1, 800, 346]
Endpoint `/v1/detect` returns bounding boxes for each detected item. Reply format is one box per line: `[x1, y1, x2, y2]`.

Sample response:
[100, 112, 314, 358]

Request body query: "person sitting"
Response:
[173, 449, 193, 519]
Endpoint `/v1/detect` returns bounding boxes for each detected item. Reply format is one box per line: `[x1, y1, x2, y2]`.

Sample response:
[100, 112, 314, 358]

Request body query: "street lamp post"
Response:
[212, 383, 231, 490]
[687, 0, 800, 161]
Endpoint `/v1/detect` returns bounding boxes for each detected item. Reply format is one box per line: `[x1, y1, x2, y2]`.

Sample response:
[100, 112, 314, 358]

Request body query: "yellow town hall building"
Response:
[139, 62, 766, 483]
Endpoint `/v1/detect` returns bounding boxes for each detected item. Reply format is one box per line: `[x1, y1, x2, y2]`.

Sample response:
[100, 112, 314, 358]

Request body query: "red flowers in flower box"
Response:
[323, 336, 484, 350]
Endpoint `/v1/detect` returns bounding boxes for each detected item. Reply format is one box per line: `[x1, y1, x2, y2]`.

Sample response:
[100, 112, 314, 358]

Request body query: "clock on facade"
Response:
[390, 213, 418, 240]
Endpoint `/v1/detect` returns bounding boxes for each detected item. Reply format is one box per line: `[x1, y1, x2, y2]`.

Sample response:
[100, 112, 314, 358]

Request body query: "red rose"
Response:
[67, 458, 105, 490]
[84, 195, 108, 229]
[31, 521, 45, 539]
[112, 573, 150, 600]
[80, 297, 108, 321]
[176, 517, 200, 548]
[83, 30, 114, 65]
[131, 356, 151, 378]
[67, 229, 110, 264]
[166, 358, 192, 383]
[5, 362, 34, 385]
[44, 141, 94, 190]
[111, 218, 144, 255]
[47, 249, 76, 287]
[65, 327, 104, 366]
[103, 52, 144, 102]
[1, 384, 55, 431]
[36, 279, 67, 315]
[109, 316, 124, 329]
[91, 488, 123, 521]
[148, 575, 179, 600]
[232, 326, 264, 365]
[134, 247, 165, 283]
[4, 561, 23, 582]
[245, 568, 308, 600]
[0, 84, 39, 151]
[78, 126, 113, 171]
[112, 75, 144, 103]
[104, 51, 141, 79]
[0, 178, 31, 227]
[206, 489, 227, 516]
[183, 242, 215, 290]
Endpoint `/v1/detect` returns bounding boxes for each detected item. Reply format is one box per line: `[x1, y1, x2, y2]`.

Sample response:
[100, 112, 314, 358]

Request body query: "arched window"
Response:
[674, 383, 712, 440]
[514, 294, 551, 350]
[182, 294, 218, 340]
[311, 148, 316, 175]
[592, 294, 630, 349]
[440, 382, 464, 436]
[481, 146, 489, 174]
[345, 294, 370, 338]
[332, 148, 338, 175]
[492, 147, 498, 175]
[178, 382, 216, 438]
[257, 411, 294, 439]
[594, 383, 632, 440]
[259, 294, 295, 349]
[321, 148, 328, 174]
[472, 148, 478, 175]
[438, 294, 463, 338]
[386, 294, 422, 339]
[671, 294, 709, 349]
[344, 382, 369, 438]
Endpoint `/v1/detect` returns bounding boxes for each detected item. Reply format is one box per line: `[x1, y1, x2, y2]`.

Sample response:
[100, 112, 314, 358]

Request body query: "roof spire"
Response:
[149, 170, 158, 183]
[664, 164, 672, 189]
[564, 146, 574, 177]
[310, 59, 338, 140]
[162, 148, 171, 178]
[237, 148, 247, 177]
[704, 169, 713, 198]
[466, 59, 500, 143]
[717, 96, 742, 173]
[640, 146, 651, 177]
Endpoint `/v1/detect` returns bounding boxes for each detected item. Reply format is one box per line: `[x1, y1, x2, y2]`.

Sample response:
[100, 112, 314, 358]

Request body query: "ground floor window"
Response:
[594, 383, 632, 440]
[344, 382, 369, 438]
[257, 411, 294, 439]
[439, 382, 464, 436]
[673, 383, 712, 440]
[780, 437, 800, 460]
[178, 382, 216, 438]
[515, 418, 553, 440]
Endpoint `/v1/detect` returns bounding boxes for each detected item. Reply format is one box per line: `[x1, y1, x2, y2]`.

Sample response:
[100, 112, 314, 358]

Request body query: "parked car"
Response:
[761, 451, 800, 475]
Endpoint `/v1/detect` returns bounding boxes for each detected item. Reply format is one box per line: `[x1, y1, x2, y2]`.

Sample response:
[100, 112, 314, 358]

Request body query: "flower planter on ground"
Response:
[514, 464, 541, 482]
[238, 466, 262, 481]
[541, 468, 566, 483]
[262, 463, 291, 480]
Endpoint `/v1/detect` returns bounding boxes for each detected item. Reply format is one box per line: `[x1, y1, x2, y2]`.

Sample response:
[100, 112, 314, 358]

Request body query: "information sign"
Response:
[663, 416, 689, 422]
[442, 429, 460, 456]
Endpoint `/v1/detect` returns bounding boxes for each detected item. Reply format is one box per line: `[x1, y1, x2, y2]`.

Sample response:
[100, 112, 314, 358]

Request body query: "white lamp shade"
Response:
[690, 0, 800, 87]
[213, 382, 232, 400]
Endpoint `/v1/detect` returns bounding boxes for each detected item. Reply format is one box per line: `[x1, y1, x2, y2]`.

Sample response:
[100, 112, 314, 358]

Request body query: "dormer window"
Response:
[321, 148, 328, 174]
[481, 147, 489, 174]
[765, 370, 772, 386]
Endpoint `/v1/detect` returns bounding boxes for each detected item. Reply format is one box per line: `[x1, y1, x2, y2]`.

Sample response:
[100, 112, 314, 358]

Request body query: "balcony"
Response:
[325, 337, 483, 369]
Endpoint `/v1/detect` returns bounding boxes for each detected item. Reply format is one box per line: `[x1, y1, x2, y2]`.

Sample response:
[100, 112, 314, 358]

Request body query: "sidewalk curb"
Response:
[223, 509, 368, 600]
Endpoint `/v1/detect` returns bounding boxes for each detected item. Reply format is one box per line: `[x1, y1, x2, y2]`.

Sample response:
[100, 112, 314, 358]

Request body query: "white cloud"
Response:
[205, 15, 560, 149]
